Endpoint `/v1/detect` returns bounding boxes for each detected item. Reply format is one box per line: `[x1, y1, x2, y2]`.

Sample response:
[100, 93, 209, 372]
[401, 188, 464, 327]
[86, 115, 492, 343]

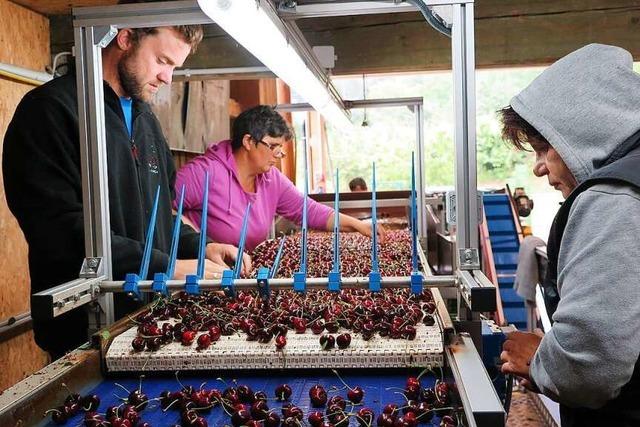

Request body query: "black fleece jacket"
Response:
[3, 73, 201, 356]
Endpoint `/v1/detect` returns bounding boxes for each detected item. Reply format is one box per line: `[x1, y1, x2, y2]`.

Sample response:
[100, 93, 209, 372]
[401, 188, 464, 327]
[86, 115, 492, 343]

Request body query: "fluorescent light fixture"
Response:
[197, 0, 351, 128]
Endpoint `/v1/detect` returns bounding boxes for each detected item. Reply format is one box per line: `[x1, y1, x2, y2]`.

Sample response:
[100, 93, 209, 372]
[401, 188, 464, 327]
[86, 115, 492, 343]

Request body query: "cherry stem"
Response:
[114, 382, 131, 395]
[175, 371, 187, 392]
[331, 369, 353, 391]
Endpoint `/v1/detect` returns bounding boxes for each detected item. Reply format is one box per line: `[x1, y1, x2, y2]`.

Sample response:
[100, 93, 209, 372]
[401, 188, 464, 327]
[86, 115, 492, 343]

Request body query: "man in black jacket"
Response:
[3, 24, 249, 360]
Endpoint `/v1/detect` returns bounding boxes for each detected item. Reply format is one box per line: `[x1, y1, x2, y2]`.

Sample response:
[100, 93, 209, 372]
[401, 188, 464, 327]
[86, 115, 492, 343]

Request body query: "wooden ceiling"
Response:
[17, 0, 640, 74]
[10, 0, 116, 15]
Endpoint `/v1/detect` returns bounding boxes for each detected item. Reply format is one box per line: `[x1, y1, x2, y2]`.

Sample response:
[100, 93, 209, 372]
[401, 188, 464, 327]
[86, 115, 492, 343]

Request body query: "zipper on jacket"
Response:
[130, 138, 140, 167]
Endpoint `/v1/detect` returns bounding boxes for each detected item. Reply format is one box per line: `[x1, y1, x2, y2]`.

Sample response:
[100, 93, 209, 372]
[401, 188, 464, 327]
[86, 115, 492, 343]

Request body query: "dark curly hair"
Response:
[498, 106, 550, 152]
[232, 105, 293, 151]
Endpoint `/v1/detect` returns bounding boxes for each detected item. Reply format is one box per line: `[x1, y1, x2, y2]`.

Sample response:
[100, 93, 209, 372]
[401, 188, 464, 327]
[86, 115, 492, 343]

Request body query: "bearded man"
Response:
[2, 23, 245, 360]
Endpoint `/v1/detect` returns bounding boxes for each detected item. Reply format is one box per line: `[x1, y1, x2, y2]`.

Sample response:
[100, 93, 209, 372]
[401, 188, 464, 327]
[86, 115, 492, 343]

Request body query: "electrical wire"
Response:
[405, 0, 452, 38]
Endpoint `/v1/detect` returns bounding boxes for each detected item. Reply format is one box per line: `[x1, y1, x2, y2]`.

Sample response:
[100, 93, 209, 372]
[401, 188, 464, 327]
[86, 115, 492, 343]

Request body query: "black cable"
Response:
[405, 0, 452, 38]
[504, 374, 514, 415]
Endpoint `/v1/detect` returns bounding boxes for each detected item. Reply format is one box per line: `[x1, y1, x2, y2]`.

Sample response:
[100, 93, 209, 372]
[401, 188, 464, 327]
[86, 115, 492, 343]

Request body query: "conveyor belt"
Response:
[106, 322, 443, 372]
[41, 369, 461, 427]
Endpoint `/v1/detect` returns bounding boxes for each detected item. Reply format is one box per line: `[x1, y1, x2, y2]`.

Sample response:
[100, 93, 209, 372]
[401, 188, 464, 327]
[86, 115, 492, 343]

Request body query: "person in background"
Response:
[348, 177, 368, 192]
[2, 18, 243, 359]
[175, 105, 385, 254]
[498, 44, 640, 425]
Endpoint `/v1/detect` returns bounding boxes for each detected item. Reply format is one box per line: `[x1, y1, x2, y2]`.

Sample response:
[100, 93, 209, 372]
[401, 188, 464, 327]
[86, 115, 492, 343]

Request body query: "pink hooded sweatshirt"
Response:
[174, 140, 333, 251]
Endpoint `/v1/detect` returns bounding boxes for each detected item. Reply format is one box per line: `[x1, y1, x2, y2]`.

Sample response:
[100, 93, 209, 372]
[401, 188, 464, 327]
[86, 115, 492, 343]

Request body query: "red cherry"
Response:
[275, 335, 287, 349]
[208, 325, 221, 341]
[336, 333, 351, 349]
[309, 385, 328, 407]
[319, 334, 335, 350]
[347, 385, 365, 404]
[308, 410, 325, 426]
[181, 330, 196, 346]
[275, 383, 292, 401]
[356, 407, 374, 426]
[197, 333, 212, 350]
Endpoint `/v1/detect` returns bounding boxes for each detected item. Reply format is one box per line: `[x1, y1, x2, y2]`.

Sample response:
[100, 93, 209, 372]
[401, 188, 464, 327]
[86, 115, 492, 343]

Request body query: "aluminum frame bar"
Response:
[31, 277, 105, 319]
[446, 333, 506, 426]
[278, 0, 474, 19]
[452, 2, 479, 251]
[73, 0, 212, 28]
[99, 274, 457, 293]
[173, 66, 274, 81]
[74, 24, 114, 323]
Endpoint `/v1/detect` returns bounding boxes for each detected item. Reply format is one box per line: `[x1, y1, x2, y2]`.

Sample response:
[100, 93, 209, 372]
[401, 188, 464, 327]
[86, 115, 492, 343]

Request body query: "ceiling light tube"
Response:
[197, 0, 351, 128]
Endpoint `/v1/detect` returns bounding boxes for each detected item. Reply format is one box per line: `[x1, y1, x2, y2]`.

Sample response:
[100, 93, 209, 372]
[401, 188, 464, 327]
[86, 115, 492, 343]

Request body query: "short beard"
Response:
[117, 48, 147, 102]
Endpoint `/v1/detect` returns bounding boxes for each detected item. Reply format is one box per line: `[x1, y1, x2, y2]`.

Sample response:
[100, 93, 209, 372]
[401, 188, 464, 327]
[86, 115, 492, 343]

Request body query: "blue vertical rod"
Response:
[270, 236, 287, 279]
[139, 185, 161, 280]
[166, 185, 186, 278]
[411, 152, 419, 273]
[234, 203, 252, 279]
[300, 138, 309, 275]
[371, 162, 379, 272]
[332, 169, 340, 274]
[196, 171, 209, 279]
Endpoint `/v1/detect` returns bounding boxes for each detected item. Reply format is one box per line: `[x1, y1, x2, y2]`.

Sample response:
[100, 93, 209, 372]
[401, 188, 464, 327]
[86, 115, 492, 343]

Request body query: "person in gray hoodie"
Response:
[498, 43, 640, 426]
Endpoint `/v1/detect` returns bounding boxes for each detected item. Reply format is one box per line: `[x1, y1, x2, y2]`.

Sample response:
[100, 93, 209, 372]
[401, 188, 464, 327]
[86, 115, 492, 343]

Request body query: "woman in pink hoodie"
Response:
[175, 105, 381, 263]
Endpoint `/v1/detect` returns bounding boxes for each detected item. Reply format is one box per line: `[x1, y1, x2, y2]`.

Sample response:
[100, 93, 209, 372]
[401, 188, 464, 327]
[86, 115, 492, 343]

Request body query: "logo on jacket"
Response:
[148, 144, 159, 174]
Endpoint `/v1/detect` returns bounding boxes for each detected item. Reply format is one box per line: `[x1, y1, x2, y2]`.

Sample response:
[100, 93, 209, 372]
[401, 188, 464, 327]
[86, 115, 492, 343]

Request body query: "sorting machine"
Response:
[0, 1, 509, 426]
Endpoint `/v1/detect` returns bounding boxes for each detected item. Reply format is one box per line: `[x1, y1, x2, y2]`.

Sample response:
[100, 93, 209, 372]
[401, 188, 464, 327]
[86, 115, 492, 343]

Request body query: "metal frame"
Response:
[277, 0, 473, 19]
[446, 334, 506, 426]
[34, 0, 482, 323]
[277, 97, 428, 239]
[452, 1, 478, 253]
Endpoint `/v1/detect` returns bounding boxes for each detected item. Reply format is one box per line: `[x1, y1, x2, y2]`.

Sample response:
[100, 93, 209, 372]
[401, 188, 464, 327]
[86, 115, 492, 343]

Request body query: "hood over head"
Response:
[510, 43, 640, 184]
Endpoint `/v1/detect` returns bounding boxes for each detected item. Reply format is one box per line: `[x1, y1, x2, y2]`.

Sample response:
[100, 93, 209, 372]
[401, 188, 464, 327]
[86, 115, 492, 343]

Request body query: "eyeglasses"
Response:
[253, 137, 286, 158]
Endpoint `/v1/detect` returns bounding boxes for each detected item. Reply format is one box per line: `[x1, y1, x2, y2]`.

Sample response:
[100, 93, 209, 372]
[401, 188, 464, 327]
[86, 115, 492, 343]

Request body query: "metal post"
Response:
[74, 25, 115, 324]
[451, 3, 478, 253]
[414, 103, 427, 240]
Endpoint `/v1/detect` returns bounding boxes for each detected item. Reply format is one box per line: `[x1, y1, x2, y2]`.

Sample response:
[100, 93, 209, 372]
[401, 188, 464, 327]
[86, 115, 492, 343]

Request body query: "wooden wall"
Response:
[150, 80, 230, 170]
[0, 0, 50, 391]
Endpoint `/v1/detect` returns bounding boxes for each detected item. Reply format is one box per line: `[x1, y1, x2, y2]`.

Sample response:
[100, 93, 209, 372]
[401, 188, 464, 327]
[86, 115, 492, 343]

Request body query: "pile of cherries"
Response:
[45, 382, 151, 426]
[251, 230, 414, 278]
[130, 288, 437, 353]
[46, 372, 462, 426]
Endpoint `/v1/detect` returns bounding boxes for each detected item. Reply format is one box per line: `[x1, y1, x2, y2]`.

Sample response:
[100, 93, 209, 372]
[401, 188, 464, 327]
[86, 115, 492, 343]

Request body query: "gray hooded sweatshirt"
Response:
[510, 43, 640, 409]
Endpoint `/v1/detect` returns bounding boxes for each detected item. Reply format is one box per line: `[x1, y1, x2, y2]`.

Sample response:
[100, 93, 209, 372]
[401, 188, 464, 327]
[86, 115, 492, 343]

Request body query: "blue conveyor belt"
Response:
[43, 369, 457, 426]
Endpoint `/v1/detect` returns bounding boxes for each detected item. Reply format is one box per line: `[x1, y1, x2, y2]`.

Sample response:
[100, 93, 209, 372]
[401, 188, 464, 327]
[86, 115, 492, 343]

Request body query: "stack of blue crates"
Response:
[482, 193, 527, 330]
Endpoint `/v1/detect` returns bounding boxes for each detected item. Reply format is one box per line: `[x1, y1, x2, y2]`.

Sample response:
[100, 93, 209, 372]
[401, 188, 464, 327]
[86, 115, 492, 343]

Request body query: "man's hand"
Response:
[173, 259, 226, 279]
[500, 329, 544, 381]
[205, 242, 253, 277]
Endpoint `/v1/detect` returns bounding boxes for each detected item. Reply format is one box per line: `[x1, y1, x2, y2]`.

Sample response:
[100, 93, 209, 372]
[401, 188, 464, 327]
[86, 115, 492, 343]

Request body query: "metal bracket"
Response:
[410, 271, 423, 294]
[445, 190, 484, 225]
[256, 267, 270, 300]
[94, 25, 117, 48]
[277, 1, 298, 13]
[368, 271, 381, 292]
[293, 271, 306, 293]
[327, 271, 341, 292]
[79, 257, 103, 278]
[151, 272, 170, 297]
[221, 270, 236, 298]
[458, 248, 480, 270]
[123, 273, 142, 300]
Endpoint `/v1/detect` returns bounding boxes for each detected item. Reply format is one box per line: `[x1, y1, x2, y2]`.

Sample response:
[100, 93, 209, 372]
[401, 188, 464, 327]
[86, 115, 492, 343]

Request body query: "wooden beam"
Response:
[48, 1, 640, 73]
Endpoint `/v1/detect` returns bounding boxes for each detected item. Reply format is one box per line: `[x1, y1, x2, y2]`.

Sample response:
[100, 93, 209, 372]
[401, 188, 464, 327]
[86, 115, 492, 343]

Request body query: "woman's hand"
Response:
[205, 242, 253, 276]
[357, 220, 388, 244]
[173, 259, 226, 279]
